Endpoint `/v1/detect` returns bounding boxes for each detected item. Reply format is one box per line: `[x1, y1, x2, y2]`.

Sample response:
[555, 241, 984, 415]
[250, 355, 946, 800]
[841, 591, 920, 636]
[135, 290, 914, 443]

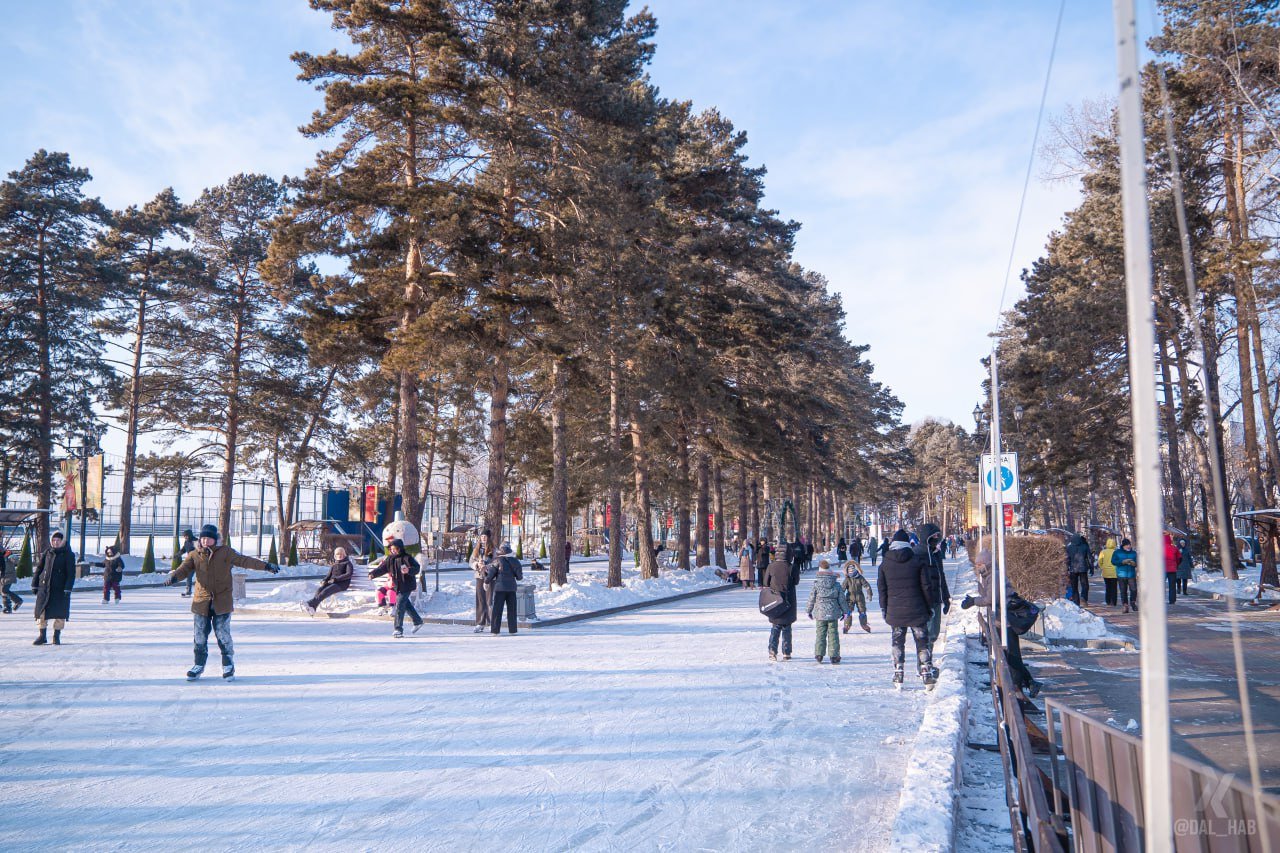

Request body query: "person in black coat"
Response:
[369, 539, 422, 638]
[102, 545, 124, 603]
[916, 523, 951, 655]
[178, 529, 197, 597]
[33, 531, 75, 645]
[763, 553, 801, 660]
[876, 529, 936, 686]
[837, 537, 848, 562]
[754, 540, 771, 586]
[305, 547, 355, 614]
[850, 536, 864, 565]
[485, 542, 524, 635]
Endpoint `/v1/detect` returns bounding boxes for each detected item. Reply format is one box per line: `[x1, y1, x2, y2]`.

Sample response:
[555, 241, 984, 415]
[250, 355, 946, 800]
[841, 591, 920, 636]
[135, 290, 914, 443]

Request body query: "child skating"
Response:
[841, 561, 872, 633]
[806, 559, 849, 664]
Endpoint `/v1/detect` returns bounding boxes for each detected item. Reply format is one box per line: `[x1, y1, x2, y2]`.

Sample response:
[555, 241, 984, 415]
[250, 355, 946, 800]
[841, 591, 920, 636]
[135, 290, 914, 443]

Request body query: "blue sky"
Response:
[1, 0, 1138, 437]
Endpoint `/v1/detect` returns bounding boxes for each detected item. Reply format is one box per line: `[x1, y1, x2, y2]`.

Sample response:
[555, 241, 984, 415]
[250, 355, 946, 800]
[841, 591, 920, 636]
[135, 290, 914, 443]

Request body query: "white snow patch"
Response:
[1190, 568, 1280, 601]
[1037, 598, 1108, 640]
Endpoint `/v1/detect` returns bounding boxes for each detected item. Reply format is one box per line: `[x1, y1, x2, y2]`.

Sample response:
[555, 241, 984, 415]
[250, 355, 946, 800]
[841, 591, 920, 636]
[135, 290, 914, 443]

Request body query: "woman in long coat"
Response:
[33, 531, 75, 645]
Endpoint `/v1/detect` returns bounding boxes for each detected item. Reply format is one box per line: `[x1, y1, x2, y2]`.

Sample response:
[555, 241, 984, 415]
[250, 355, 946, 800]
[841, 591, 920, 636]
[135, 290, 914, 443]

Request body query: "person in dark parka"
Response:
[33, 531, 76, 645]
[370, 538, 422, 638]
[763, 551, 801, 661]
[485, 542, 524, 635]
[305, 547, 355, 614]
[754, 540, 771, 586]
[837, 537, 848, 562]
[917, 523, 951, 655]
[876, 529, 936, 686]
[1066, 532, 1093, 605]
[851, 536, 864, 565]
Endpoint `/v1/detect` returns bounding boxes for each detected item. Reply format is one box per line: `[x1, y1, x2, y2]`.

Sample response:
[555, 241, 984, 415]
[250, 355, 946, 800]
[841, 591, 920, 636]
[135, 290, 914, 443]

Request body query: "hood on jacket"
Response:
[885, 541, 914, 562]
[1105, 537, 1117, 549]
[844, 564, 864, 579]
[918, 523, 942, 547]
[1071, 533, 1088, 548]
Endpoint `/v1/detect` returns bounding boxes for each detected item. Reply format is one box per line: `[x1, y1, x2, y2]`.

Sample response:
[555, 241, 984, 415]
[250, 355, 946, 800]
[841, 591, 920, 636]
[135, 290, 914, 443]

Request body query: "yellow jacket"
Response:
[1098, 538, 1117, 579]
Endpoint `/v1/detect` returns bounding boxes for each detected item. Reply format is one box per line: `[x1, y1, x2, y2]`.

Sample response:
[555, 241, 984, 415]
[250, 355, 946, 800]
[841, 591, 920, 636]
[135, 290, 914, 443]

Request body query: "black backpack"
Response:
[758, 586, 787, 617]
[1005, 593, 1041, 635]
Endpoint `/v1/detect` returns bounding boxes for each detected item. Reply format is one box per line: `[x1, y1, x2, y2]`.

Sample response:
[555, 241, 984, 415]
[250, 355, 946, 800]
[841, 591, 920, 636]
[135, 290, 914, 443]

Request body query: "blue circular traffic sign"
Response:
[986, 466, 1014, 491]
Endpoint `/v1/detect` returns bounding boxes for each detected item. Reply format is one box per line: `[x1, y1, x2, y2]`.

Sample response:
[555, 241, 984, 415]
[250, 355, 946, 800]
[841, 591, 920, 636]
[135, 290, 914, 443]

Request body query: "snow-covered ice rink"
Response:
[0, 569, 938, 852]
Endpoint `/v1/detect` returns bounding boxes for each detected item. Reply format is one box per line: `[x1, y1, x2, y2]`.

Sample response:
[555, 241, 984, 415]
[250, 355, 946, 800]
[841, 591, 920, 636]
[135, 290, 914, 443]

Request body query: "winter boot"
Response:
[222, 660, 235, 681]
[52, 630, 61, 645]
[831, 656, 841, 664]
[893, 668, 904, 689]
[768, 651, 777, 662]
[781, 653, 791, 661]
[187, 664, 205, 681]
[815, 655, 824, 663]
[33, 628, 47, 646]
[922, 668, 937, 688]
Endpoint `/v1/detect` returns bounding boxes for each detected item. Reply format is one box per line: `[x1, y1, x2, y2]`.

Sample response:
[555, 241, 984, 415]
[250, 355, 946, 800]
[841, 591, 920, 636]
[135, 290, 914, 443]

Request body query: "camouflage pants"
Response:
[891, 625, 933, 676]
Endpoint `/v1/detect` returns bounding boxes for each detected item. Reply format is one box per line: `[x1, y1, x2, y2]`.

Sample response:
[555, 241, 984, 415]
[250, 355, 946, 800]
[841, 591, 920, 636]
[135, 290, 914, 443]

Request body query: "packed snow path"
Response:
[0, 566, 944, 851]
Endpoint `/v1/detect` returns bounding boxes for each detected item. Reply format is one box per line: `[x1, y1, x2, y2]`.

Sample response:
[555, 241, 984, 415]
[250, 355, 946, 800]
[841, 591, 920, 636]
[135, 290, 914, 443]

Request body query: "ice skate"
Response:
[815, 655, 823, 663]
[922, 669, 937, 689]
[781, 654, 791, 661]
[187, 664, 205, 681]
[831, 656, 841, 664]
[222, 663, 235, 680]
[304, 603, 317, 616]
[893, 668, 904, 689]
[393, 629, 403, 638]
[412, 622, 423, 634]
[768, 651, 777, 662]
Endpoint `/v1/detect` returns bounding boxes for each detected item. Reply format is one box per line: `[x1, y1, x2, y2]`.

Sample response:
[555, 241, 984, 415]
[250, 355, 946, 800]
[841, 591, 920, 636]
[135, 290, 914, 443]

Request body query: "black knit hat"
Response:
[388, 538, 405, 551]
[198, 524, 219, 541]
[891, 529, 910, 543]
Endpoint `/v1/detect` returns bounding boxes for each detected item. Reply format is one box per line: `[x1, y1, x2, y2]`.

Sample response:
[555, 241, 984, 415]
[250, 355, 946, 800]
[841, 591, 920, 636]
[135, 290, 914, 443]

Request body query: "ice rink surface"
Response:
[0, 569, 932, 852]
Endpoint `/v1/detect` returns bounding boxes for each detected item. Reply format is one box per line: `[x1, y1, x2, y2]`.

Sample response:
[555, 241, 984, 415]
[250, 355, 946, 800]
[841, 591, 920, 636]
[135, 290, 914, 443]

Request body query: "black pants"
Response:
[1166, 574, 1178, 605]
[3, 580, 23, 611]
[307, 582, 346, 610]
[891, 625, 933, 676]
[394, 591, 422, 632]
[1178, 577, 1189, 594]
[1005, 626, 1035, 692]
[768, 623, 792, 656]
[1069, 572, 1089, 604]
[1103, 577, 1118, 606]
[1118, 577, 1137, 608]
[491, 590, 518, 634]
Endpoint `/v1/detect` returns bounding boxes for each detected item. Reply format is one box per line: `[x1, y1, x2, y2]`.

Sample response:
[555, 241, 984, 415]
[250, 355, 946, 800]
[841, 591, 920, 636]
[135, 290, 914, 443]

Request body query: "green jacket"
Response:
[842, 570, 872, 612]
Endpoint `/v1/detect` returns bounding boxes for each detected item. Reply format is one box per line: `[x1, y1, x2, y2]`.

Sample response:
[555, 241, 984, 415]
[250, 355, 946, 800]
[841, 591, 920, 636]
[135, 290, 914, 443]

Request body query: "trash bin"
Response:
[232, 574, 247, 601]
[516, 583, 537, 621]
[75, 561, 91, 580]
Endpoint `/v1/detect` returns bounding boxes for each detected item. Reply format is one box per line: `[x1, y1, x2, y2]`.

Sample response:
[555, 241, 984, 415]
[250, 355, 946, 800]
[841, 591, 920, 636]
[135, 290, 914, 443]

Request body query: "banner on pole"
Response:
[364, 485, 379, 523]
[965, 484, 984, 528]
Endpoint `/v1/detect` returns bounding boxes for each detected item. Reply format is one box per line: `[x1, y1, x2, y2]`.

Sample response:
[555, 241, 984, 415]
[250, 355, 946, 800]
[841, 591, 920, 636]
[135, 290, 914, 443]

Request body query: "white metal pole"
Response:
[991, 350, 1008, 643]
[1112, 1, 1172, 847]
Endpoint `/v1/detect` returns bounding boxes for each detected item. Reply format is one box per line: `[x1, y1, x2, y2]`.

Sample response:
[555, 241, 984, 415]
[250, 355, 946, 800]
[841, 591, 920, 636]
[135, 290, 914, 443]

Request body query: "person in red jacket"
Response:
[1163, 533, 1180, 606]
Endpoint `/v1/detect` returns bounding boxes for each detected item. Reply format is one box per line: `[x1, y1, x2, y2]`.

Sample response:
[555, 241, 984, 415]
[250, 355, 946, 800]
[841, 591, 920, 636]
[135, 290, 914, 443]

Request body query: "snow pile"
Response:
[1190, 568, 1279, 601]
[1038, 598, 1108, 640]
[889, 561, 974, 852]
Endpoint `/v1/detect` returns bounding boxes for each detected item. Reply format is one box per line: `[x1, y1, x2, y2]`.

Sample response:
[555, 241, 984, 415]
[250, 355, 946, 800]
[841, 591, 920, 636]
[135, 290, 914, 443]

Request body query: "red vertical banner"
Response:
[511, 496, 521, 526]
[1003, 505, 1014, 527]
[708, 513, 715, 531]
[364, 485, 379, 523]
[666, 513, 674, 528]
[605, 504, 612, 527]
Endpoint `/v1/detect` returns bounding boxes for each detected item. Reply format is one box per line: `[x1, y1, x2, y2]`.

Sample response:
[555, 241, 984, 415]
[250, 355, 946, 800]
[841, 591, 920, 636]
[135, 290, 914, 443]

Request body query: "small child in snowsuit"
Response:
[376, 582, 397, 614]
[806, 559, 850, 664]
[841, 561, 872, 634]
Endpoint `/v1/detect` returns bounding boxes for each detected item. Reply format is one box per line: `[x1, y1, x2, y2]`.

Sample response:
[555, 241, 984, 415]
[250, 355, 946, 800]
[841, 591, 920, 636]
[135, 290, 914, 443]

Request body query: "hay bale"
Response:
[1003, 535, 1067, 601]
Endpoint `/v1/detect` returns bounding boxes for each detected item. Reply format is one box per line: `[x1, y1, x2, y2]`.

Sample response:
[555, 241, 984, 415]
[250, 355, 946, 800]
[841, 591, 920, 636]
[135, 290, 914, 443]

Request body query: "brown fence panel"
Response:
[1046, 699, 1280, 852]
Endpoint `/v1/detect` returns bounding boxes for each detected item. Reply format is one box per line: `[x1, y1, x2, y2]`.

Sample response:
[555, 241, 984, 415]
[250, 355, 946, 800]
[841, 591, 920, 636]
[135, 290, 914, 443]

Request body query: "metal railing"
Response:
[1045, 698, 1280, 852]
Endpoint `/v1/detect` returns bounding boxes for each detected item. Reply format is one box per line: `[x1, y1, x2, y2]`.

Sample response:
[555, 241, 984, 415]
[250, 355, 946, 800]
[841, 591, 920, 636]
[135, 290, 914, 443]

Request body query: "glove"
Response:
[162, 576, 174, 587]
[807, 613, 814, 619]
[943, 600, 951, 614]
[961, 595, 975, 610]
[267, 563, 281, 574]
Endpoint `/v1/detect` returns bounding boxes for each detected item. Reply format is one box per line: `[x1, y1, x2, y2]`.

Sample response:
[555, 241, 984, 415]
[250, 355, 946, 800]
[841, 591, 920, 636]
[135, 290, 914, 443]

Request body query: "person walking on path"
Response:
[878, 537, 890, 563]
[165, 524, 280, 679]
[32, 531, 75, 646]
[836, 537, 847, 562]
[763, 547, 800, 661]
[1176, 538, 1193, 595]
[754, 539, 771, 587]
[1098, 537, 1119, 606]
[1113, 538, 1138, 613]
[2, 548, 21, 613]
[850, 536, 864, 566]
[867, 534, 878, 567]
[961, 547, 1041, 699]
[1163, 533, 1180, 605]
[876, 530, 936, 687]
[917, 523, 951, 656]
[1066, 532, 1093, 605]
[485, 543, 523, 635]
[305, 547, 354, 615]
[841, 561, 873, 633]
[471, 530, 494, 633]
[737, 540, 755, 589]
[807, 559, 849, 663]
[177, 529, 197, 597]
[102, 545, 123, 604]
[370, 538, 423, 638]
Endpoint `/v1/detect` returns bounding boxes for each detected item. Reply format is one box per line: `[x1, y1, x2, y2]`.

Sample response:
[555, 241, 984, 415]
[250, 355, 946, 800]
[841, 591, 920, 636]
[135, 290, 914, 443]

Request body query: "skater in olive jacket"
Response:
[165, 524, 279, 680]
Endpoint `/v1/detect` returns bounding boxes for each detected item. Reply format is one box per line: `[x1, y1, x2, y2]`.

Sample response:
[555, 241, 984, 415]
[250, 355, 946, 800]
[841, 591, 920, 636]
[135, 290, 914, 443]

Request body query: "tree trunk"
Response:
[607, 353, 623, 588]
[736, 465, 748, 549]
[1248, 317, 1280, 502]
[695, 453, 710, 567]
[1157, 325, 1190, 533]
[485, 352, 510, 546]
[34, 230, 52, 547]
[386, 391, 400, 525]
[761, 476, 772, 541]
[549, 361, 569, 588]
[751, 478, 760, 542]
[630, 399, 658, 580]
[118, 290, 148, 554]
[219, 300, 245, 542]
[676, 435, 691, 570]
[416, 381, 442, 530]
[713, 462, 726, 569]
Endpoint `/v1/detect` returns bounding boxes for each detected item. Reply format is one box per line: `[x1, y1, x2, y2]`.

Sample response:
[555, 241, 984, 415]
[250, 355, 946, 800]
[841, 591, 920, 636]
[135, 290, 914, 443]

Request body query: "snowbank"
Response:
[1190, 568, 1280, 601]
[244, 565, 731, 621]
[889, 561, 974, 852]
[1037, 598, 1108, 640]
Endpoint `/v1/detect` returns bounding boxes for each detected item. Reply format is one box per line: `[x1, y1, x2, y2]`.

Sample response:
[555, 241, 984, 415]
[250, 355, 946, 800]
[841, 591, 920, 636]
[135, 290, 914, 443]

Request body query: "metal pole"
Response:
[1112, 1, 1172, 847]
[257, 481, 265, 558]
[173, 469, 183, 552]
[990, 350, 1008, 644]
[78, 450, 88, 562]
